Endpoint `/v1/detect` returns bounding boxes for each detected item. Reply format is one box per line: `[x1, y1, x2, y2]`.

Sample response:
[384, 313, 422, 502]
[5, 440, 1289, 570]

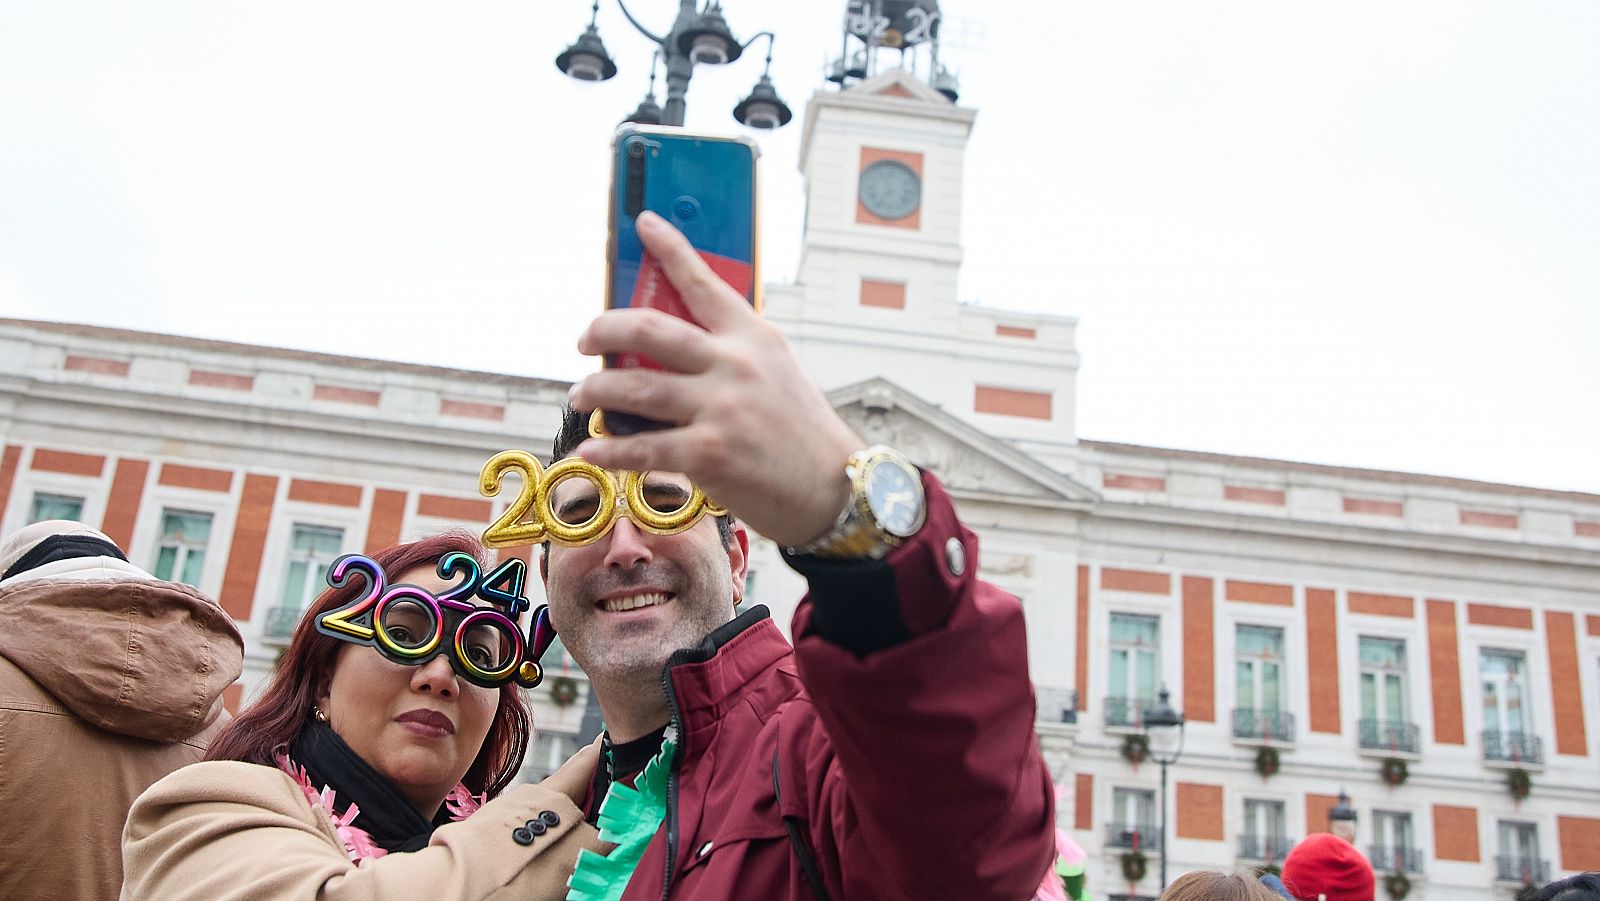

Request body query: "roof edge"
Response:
[0, 318, 573, 391]
[1080, 438, 1600, 504]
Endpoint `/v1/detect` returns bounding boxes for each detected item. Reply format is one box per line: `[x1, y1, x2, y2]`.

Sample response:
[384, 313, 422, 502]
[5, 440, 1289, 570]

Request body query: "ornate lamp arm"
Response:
[613, 0, 667, 46]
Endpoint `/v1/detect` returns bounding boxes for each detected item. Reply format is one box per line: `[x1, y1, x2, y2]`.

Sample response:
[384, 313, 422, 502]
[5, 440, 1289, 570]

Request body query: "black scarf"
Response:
[583, 724, 669, 825]
[289, 720, 454, 853]
[2, 534, 127, 581]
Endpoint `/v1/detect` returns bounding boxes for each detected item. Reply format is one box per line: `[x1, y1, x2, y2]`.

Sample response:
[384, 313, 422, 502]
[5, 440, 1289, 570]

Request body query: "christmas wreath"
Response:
[1381, 757, 1409, 787]
[1507, 767, 1532, 801]
[550, 676, 579, 706]
[1120, 849, 1148, 883]
[1384, 870, 1412, 900]
[1255, 746, 1280, 778]
[1121, 733, 1150, 765]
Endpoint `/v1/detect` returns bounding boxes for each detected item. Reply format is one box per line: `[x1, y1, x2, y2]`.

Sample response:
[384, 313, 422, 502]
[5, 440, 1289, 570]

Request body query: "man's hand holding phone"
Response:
[601, 127, 759, 435]
[570, 211, 857, 550]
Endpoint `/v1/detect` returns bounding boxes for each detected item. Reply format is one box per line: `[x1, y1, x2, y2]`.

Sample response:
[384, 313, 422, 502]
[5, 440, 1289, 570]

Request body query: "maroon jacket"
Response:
[584, 475, 1057, 900]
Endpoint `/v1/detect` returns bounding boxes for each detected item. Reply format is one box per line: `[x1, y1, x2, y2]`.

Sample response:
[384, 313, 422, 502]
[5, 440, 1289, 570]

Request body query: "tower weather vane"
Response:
[827, 0, 958, 102]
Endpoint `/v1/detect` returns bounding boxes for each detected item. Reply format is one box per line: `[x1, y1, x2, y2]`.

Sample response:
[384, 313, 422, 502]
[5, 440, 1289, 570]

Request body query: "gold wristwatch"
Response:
[790, 446, 927, 560]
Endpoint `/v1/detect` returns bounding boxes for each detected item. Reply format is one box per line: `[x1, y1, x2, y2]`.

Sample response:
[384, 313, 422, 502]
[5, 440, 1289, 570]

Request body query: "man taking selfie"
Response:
[542, 210, 1055, 900]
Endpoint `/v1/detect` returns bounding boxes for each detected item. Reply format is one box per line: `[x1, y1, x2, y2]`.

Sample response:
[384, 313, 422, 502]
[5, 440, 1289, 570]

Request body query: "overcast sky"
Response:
[3, 2, 1597, 493]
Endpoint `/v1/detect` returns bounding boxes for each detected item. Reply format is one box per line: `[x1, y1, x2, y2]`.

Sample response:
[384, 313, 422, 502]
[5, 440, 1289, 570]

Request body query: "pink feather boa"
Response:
[1034, 783, 1088, 901]
[273, 751, 487, 864]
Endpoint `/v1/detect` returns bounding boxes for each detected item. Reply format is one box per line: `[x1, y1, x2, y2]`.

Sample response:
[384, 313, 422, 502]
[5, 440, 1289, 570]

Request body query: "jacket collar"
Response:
[660, 605, 793, 723]
[582, 605, 791, 821]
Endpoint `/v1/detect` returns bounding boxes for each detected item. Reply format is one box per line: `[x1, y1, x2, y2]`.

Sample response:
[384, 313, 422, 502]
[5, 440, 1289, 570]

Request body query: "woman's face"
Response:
[318, 562, 501, 815]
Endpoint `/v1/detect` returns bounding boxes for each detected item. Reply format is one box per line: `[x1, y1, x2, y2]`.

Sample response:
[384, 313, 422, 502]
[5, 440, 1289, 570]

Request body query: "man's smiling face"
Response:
[540, 470, 746, 685]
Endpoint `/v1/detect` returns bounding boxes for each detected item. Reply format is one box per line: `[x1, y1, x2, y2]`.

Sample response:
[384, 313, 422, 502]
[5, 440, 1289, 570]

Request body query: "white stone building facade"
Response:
[2, 70, 1597, 900]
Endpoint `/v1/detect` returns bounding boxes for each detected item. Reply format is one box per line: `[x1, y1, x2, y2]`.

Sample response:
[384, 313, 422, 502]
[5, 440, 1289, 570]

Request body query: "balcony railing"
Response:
[1495, 855, 1549, 885]
[1237, 833, 1294, 862]
[1104, 696, 1158, 728]
[1232, 708, 1295, 743]
[1482, 730, 1543, 765]
[1368, 844, 1425, 874]
[1358, 719, 1420, 754]
[1105, 823, 1161, 851]
[1037, 687, 1079, 725]
[263, 605, 305, 639]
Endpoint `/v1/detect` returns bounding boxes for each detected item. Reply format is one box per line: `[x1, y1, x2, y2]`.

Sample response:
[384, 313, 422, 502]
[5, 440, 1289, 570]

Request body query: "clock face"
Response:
[864, 458, 924, 538]
[858, 160, 922, 221]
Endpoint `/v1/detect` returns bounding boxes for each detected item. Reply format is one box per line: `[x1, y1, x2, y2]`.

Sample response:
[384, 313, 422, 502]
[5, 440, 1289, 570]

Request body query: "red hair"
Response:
[205, 531, 532, 797]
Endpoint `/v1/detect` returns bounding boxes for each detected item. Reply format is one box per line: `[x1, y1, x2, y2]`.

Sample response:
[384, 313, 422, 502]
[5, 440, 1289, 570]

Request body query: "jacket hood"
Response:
[0, 564, 245, 741]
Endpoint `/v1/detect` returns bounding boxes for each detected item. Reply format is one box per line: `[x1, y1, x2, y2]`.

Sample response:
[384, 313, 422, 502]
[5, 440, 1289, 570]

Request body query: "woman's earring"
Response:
[313, 705, 328, 723]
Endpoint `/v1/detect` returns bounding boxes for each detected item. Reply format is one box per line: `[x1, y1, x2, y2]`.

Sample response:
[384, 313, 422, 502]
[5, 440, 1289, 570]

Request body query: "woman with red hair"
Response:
[122, 532, 604, 900]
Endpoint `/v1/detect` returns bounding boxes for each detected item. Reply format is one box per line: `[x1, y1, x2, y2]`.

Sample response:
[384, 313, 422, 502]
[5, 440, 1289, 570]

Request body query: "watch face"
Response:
[864, 459, 924, 538]
[858, 160, 922, 220]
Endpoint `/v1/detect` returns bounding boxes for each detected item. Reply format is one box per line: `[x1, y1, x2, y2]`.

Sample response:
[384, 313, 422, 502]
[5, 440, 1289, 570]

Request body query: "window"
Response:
[29, 492, 84, 524]
[1236, 625, 1284, 711]
[1240, 799, 1289, 862]
[544, 635, 576, 673]
[152, 510, 212, 587]
[1481, 649, 1540, 763]
[1108, 787, 1158, 850]
[735, 569, 757, 615]
[1481, 649, 1528, 734]
[1497, 821, 1546, 884]
[280, 525, 344, 611]
[1370, 811, 1421, 873]
[521, 731, 580, 783]
[1359, 637, 1417, 752]
[1234, 625, 1292, 741]
[1360, 638, 1407, 722]
[1106, 613, 1159, 726]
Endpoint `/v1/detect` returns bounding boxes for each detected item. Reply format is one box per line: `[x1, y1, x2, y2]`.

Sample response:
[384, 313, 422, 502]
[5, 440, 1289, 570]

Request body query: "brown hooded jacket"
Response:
[0, 521, 244, 901]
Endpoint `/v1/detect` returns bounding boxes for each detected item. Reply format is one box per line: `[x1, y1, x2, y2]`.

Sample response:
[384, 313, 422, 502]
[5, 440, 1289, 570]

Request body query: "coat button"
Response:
[944, 537, 966, 576]
[539, 810, 562, 828]
[698, 841, 715, 858]
[512, 826, 535, 846]
[526, 819, 548, 836]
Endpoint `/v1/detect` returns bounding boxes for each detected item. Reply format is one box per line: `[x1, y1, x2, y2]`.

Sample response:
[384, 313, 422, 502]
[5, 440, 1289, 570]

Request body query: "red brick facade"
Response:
[1101, 567, 1170, 595]
[1305, 588, 1342, 734]
[1182, 576, 1215, 723]
[1433, 805, 1481, 862]
[1426, 599, 1466, 745]
[1175, 784, 1225, 841]
[100, 458, 150, 550]
[219, 474, 279, 621]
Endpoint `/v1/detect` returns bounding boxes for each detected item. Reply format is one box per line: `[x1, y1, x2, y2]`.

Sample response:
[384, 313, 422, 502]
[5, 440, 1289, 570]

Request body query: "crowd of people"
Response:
[1, 212, 1595, 900]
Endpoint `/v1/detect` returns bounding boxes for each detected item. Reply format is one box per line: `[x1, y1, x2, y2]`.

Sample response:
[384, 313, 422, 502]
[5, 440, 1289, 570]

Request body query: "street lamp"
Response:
[1328, 789, 1358, 842]
[1144, 685, 1186, 890]
[731, 34, 791, 129]
[555, 1, 619, 83]
[622, 51, 665, 125]
[554, 0, 791, 129]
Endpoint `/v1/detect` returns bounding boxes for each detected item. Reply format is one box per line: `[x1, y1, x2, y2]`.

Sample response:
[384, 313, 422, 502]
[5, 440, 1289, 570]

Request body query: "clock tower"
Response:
[765, 68, 1081, 470]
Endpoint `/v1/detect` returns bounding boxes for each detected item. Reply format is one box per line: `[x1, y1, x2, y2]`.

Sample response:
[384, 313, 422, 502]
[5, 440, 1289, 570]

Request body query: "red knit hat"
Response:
[1281, 833, 1376, 901]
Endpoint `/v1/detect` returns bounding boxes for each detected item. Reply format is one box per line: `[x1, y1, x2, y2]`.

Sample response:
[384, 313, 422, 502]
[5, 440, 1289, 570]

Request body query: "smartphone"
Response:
[602, 125, 760, 435]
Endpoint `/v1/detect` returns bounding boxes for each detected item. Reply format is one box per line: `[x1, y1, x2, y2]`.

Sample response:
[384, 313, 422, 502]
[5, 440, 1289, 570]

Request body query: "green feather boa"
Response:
[566, 739, 676, 901]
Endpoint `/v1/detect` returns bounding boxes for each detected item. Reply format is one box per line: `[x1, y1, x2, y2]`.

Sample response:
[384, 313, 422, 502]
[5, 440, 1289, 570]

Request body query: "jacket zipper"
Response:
[659, 662, 685, 901]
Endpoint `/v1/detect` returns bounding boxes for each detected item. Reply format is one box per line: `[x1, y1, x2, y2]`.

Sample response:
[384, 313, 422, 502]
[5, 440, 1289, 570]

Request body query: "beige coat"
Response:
[121, 760, 605, 901]
[0, 557, 243, 901]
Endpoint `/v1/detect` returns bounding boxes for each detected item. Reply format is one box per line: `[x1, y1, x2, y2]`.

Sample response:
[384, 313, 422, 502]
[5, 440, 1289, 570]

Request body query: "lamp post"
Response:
[1328, 789, 1358, 843]
[1144, 685, 1186, 890]
[554, 0, 792, 129]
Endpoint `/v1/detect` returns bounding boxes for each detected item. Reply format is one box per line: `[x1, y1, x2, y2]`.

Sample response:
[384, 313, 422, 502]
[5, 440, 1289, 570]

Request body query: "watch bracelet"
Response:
[786, 446, 908, 560]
